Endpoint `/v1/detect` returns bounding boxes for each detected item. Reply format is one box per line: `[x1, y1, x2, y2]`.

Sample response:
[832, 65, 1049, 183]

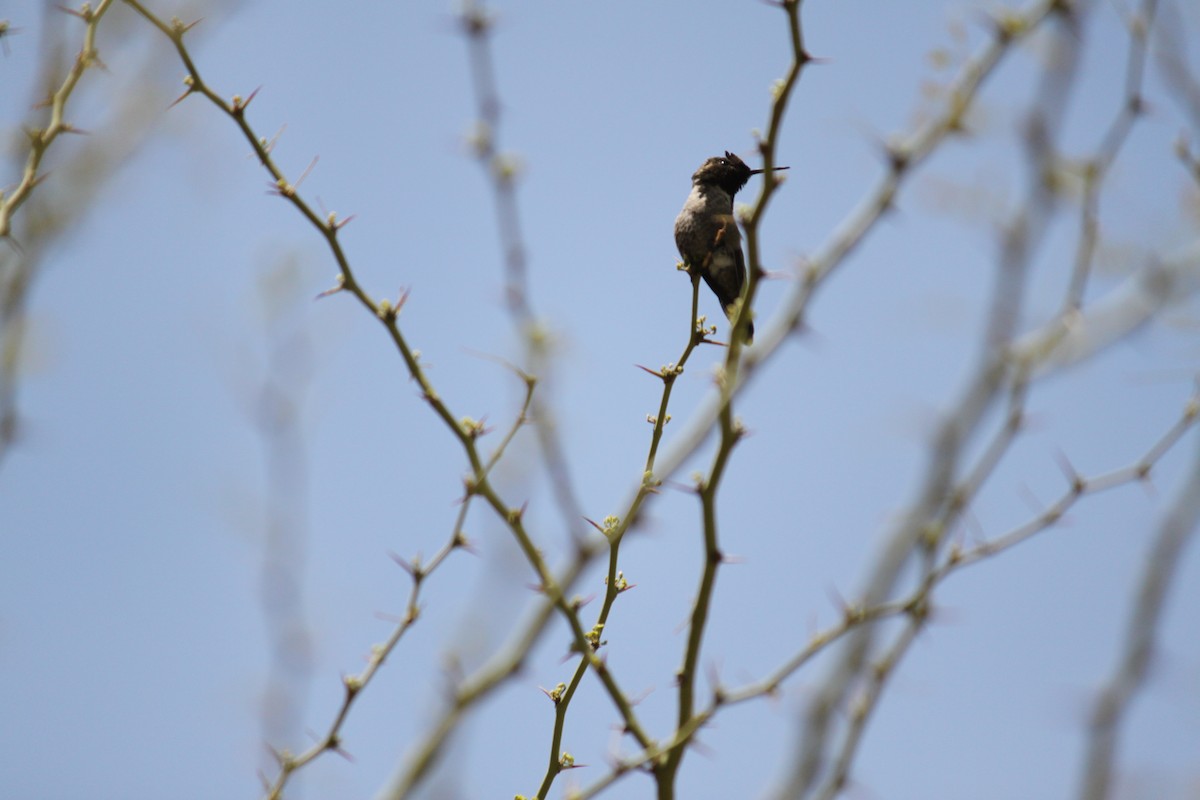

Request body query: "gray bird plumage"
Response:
[674, 151, 757, 343]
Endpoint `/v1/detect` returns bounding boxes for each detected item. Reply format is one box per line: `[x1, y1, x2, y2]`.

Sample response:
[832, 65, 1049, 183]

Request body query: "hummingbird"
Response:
[674, 151, 786, 343]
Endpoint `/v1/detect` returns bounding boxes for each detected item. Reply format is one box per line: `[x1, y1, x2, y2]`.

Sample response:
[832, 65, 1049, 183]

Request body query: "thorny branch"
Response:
[0, 0, 116, 240]
[53, 0, 1200, 797]
[116, 2, 626, 797]
[655, 2, 812, 797]
[570, 385, 1200, 799]
[785, 2, 1200, 797]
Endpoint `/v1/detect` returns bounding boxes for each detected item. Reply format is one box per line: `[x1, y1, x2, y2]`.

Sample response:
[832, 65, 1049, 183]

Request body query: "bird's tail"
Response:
[724, 303, 754, 344]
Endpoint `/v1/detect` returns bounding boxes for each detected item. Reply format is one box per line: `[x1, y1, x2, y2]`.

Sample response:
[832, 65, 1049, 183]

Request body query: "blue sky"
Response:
[2, 1, 1199, 798]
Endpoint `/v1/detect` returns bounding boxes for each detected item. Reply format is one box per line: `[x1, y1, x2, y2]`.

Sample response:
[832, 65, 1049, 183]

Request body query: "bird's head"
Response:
[691, 151, 788, 195]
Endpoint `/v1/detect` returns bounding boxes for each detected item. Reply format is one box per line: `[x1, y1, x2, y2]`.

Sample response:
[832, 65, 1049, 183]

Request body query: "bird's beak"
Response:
[749, 166, 790, 175]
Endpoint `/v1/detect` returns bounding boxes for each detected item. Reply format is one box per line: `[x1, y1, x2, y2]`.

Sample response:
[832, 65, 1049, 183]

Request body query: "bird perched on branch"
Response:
[673, 151, 786, 344]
